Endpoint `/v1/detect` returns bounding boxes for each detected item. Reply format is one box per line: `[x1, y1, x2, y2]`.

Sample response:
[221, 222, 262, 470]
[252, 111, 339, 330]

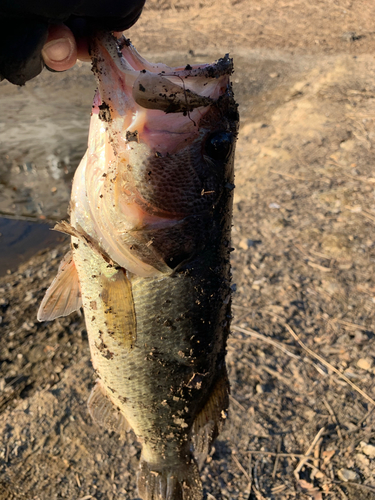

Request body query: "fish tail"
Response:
[137, 458, 202, 500]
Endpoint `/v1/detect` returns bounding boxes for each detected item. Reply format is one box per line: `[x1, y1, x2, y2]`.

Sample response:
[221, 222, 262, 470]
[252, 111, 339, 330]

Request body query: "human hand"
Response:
[0, 0, 145, 85]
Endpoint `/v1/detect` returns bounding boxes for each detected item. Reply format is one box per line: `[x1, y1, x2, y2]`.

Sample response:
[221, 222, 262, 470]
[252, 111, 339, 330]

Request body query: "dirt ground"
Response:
[1, 0, 375, 499]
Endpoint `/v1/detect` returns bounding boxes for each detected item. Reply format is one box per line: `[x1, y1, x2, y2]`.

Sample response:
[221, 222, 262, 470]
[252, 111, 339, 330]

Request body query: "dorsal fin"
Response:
[37, 251, 82, 321]
[87, 380, 131, 435]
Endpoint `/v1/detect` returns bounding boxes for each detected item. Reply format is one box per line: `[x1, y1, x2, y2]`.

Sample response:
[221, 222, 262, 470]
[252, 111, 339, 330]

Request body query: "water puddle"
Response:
[0, 63, 94, 274]
[0, 217, 67, 276]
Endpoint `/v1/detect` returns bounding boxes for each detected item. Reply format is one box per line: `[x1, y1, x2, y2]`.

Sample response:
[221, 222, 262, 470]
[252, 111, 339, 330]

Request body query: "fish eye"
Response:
[204, 131, 233, 161]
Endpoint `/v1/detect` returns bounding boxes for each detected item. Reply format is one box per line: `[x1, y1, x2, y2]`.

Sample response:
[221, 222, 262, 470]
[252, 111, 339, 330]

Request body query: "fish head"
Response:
[73, 33, 239, 276]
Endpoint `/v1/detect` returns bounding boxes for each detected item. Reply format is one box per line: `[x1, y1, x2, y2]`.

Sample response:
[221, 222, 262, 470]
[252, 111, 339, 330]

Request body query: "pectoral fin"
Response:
[37, 251, 82, 321]
[88, 380, 131, 435]
[99, 266, 136, 351]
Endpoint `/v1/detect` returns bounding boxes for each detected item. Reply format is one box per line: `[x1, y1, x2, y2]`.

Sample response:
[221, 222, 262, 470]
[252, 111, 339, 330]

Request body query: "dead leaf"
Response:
[322, 449, 335, 464]
[298, 479, 315, 490]
[299, 481, 323, 500]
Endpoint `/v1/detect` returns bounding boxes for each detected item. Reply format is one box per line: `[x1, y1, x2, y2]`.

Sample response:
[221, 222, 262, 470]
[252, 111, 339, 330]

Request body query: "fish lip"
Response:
[92, 32, 234, 78]
[160, 54, 234, 80]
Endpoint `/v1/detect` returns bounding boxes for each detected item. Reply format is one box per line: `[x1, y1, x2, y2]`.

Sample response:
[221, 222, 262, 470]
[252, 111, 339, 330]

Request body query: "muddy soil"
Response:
[1, 1, 375, 499]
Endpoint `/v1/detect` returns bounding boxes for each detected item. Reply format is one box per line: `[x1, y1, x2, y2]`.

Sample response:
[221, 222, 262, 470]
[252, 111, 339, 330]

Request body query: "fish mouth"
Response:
[90, 33, 233, 152]
[91, 32, 233, 114]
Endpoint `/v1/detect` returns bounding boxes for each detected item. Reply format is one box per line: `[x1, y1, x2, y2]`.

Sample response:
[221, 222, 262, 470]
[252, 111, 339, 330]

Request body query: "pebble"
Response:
[238, 238, 258, 250]
[50, 249, 58, 259]
[338, 468, 358, 482]
[22, 321, 34, 331]
[360, 442, 375, 458]
[24, 291, 34, 302]
[238, 238, 250, 250]
[256, 383, 266, 394]
[356, 453, 370, 467]
[354, 330, 367, 344]
[357, 358, 373, 371]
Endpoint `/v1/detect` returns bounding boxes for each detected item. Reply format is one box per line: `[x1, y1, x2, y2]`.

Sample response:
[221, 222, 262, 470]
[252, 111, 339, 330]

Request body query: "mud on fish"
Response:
[38, 33, 239, 500]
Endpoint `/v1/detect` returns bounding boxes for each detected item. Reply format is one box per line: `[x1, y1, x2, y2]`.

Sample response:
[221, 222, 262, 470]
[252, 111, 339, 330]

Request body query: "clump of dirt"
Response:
[1, 1, 375, 499]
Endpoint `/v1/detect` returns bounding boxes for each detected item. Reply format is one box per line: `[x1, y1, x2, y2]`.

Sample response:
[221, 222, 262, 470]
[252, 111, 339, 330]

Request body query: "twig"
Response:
[312, 436, 323, 479]
[356, 405, 375, 429]
[247, 451, 305, 458]
[269, 168, 307, 181]
[233, 310, 252, 324]
[328, 462, 335, 480]
[361, 210, 375, 224]
[232, 325, 300, 360]
[332, 481, 375, 493]
[323, 397, 343, 439]
[252, 487, 267, 500]
[261, 365, 294, 387]
[329, 407, 375, 442]
[294, 243, 330, 261]
[232, 304, 249, 310]
[232, 453, 251, 483]
[303, 460, 329, 479]
[308, 261, 331, 272]
[247, 453, 253, 496]
[331, 319, 371, 332]
[336, 485, 349, 500]
[340, 171, 373, 183]
[235, 320, 327, 377]
[229, 394, 246, 412]
[294, 427, 326, 479]
[285, 324, 375, 407]
[270, 484, 287, 494]
[0, 212, 60, 224]
[253, 458, 262, 493]
[272, 439, 282, 480]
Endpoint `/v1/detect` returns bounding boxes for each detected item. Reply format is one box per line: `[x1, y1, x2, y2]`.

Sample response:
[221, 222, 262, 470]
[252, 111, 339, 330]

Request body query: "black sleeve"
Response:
[0, 0, 145, 85]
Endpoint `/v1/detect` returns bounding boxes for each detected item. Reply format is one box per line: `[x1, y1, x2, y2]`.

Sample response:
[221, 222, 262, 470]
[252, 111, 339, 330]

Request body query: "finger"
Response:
[41, 24, 77, 71]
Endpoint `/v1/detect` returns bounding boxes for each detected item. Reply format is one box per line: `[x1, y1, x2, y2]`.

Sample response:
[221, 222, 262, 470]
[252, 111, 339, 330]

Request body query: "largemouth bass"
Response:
[38, 33, 238, 500]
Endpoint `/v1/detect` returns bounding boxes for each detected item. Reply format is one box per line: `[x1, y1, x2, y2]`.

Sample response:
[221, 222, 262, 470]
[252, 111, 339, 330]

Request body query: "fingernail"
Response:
[42, 38, 73, 63]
